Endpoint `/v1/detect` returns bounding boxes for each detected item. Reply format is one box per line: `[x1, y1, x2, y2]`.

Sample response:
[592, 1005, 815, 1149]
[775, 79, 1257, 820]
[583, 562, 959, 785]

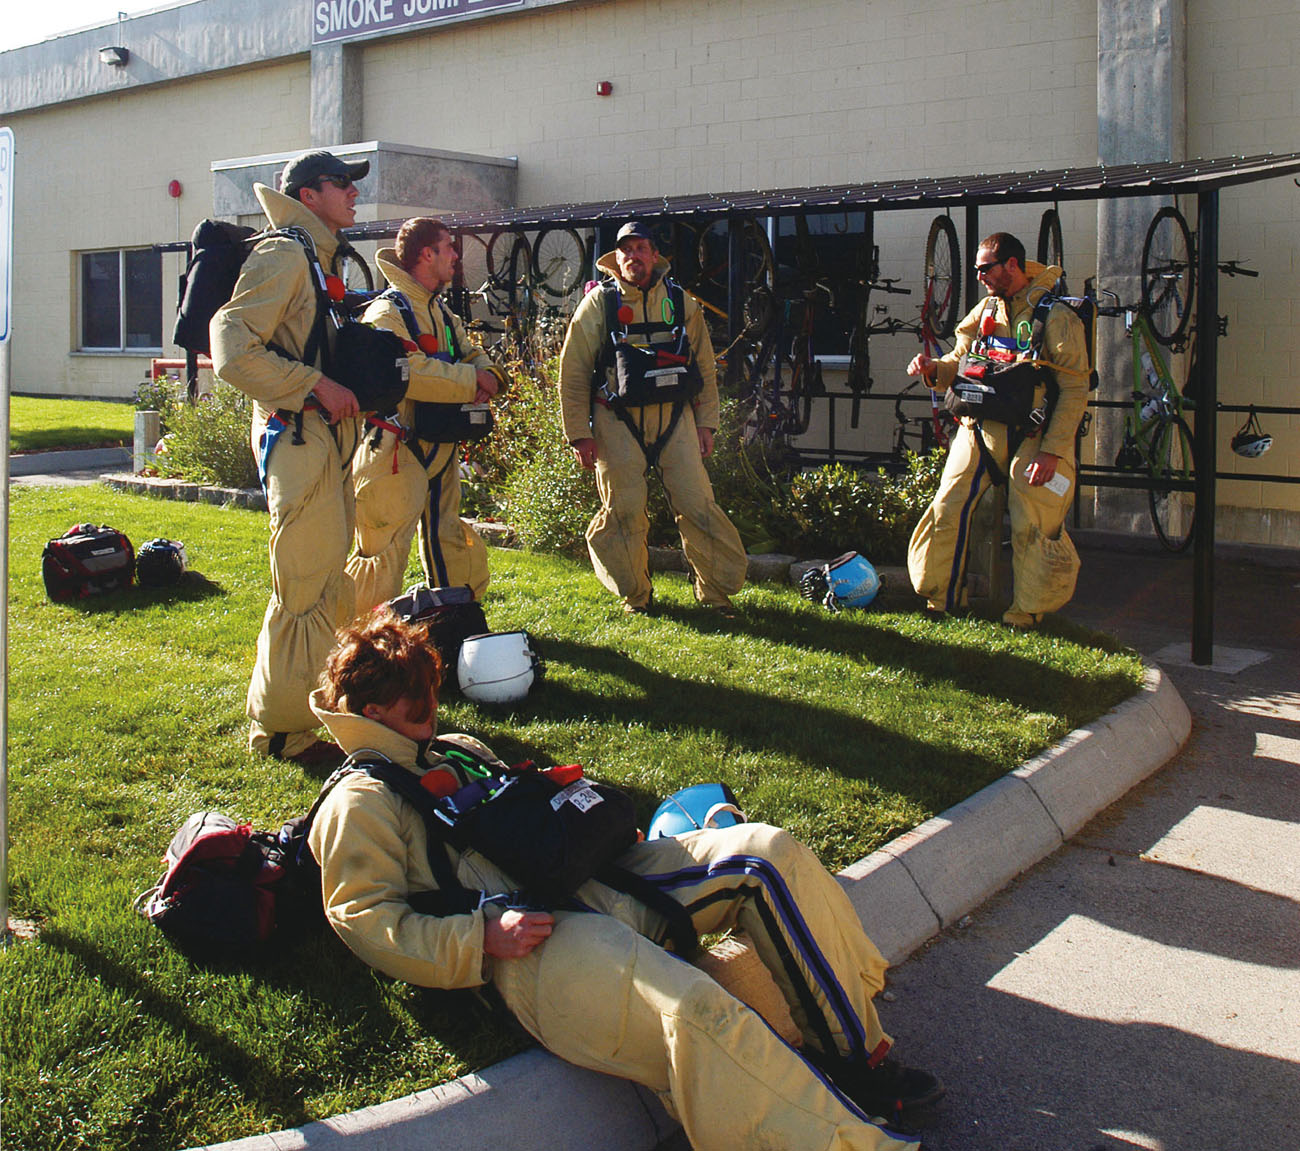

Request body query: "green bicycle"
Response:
[1098, 290, 1198, 551]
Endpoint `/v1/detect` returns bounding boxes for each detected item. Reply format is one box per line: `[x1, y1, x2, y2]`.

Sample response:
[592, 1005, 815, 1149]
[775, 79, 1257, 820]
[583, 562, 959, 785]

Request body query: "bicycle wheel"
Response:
[532, 226, 588, 298]
[1148, 414, 1196, 552]
[1037, 207, 1067, 294]
[486, 229, 526, 280]
[923, 215, 961, 340]
[1141, 207, 1195, 346]
[696, 217, 775, 297]
[458, 232, 491, 294]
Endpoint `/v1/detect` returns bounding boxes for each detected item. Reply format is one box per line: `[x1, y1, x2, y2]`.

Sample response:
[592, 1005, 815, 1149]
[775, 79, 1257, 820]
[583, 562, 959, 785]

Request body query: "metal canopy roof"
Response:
[345, 151, 1300, 239]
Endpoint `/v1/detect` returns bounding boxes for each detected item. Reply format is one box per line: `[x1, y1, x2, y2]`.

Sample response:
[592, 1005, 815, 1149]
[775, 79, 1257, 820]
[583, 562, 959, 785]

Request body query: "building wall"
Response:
[0, 0, 1295, 544]
[1185, 0, 1300, 538]
[4, 59, 311, 399]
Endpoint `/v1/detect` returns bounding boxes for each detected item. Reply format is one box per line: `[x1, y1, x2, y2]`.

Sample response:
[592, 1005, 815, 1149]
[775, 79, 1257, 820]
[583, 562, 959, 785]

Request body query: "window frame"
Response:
[76, 245, 163, 354]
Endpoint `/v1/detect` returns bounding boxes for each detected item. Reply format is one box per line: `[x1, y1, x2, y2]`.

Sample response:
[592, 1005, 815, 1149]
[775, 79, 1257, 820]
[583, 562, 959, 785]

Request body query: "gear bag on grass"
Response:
[383, 582, 490, 679]
[136, 758, 478, 952]
[42, 523, 134, 602]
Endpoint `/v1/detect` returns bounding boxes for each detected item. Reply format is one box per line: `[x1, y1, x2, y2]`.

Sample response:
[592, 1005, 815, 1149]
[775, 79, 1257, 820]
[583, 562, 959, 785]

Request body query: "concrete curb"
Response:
[187, 666, 1190, 1151]
[9, 447, 129, 476]
[102, 472, 268, 511]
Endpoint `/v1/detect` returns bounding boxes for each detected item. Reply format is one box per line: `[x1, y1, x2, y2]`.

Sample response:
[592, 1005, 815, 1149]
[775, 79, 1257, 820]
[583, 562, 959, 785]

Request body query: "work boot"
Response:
[623, 589, 655, 616]
[807, 1051, 945, 1122]
[1001, 609, 1041, 629]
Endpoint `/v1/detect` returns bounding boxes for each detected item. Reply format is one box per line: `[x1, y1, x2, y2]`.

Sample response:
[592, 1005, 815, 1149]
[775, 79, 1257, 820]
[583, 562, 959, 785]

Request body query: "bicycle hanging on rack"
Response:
[1099, 204, 1258, 551]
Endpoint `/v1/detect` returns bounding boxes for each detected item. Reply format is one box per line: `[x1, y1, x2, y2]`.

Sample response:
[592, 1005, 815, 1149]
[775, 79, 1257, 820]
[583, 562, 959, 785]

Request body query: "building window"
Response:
[78, 247, 162, 351]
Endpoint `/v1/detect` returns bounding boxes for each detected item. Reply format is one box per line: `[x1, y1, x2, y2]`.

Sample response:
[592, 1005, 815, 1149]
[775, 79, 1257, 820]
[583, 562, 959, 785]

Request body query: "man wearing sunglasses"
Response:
[903, 232, 1089, 628]
[211, 149, 370, 767]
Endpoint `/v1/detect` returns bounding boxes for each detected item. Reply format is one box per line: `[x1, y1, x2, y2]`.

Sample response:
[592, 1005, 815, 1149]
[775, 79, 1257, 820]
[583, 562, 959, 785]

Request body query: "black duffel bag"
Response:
[42, 523, 135, 602]
[945, 354, 1047, 428]
[384, 583, 489, 678]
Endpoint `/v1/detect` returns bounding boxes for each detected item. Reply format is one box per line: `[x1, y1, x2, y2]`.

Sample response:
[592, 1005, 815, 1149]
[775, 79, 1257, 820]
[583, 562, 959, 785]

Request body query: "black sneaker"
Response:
[810, 1051, 945, 1118]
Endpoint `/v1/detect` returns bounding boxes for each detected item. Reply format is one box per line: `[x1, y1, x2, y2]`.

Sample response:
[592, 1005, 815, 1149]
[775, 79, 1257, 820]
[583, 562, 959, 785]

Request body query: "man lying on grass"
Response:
[308, 611, 943, 1151]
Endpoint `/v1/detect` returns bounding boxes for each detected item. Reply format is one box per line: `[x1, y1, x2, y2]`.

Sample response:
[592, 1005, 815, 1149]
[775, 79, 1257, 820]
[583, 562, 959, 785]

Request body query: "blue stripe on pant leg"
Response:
[640, 855, 869, 1056]
[945, 451, 987, 612]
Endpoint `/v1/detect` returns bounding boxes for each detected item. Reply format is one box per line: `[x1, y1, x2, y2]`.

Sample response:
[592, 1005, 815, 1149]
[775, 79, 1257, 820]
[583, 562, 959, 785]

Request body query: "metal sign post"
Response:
[1, 125, 14, 945]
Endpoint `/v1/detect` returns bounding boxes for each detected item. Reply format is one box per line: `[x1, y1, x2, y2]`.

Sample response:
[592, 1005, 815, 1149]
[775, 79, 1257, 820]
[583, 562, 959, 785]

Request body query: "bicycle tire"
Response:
[1036, 207, 1067, 295]
[458, 232, 491, 295]
[486, 229, 525, 281]
[1148, 414, 1196, 552]
[532, 226, 588, 298]
[1141, 207, 1195, 346]
[696, 217, 775, 296]
[923, 215, 961, 339]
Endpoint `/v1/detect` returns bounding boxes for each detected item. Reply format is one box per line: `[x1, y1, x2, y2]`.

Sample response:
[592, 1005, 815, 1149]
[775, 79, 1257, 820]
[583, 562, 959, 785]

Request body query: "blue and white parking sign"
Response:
[0, 127, 12, 343]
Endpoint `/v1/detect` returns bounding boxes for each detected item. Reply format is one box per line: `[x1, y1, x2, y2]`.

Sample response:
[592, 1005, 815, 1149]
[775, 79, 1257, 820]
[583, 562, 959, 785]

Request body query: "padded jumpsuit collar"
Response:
[252, 182, 343, 271]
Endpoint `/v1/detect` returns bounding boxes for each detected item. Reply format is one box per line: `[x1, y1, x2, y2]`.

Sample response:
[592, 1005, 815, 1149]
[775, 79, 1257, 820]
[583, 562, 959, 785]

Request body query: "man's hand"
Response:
[697, 426, 715, 459]
[571, 437, 598, 469]
[483, 908, 555, 958]
[474, 368, 501, 405]
[1024, 451, 1060, 486]
[312, 376, 360, 423]
[907, 353, 937, 381]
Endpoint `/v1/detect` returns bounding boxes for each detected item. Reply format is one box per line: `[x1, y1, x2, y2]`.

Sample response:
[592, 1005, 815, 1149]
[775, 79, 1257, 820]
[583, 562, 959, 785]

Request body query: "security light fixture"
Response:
[99, 45, 129, 66]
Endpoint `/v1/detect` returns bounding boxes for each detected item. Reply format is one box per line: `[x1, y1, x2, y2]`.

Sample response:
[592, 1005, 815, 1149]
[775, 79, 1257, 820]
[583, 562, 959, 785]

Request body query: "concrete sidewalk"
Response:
[875, 538, 1300, 1150]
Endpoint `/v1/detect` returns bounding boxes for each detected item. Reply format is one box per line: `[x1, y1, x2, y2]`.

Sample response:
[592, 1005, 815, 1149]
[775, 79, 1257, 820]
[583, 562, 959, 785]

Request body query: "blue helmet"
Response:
[647, 783, 746, 840]
[800, 551, 879, 611]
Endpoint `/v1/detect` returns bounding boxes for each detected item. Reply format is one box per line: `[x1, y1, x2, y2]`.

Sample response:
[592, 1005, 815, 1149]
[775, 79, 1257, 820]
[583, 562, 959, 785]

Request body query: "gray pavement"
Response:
[876, 537, 1300, 1151]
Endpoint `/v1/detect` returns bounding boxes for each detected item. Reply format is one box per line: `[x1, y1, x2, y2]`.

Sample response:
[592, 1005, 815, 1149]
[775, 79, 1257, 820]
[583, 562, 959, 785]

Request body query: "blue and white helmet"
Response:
[647, 783, 746, 840]
[800, 551, 879, 611]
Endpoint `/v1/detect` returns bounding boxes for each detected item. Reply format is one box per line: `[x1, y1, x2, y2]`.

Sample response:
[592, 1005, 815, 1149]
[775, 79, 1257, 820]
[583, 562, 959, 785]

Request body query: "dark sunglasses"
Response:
[315, 175, 354, 191]
[974, 258, 1004, 276]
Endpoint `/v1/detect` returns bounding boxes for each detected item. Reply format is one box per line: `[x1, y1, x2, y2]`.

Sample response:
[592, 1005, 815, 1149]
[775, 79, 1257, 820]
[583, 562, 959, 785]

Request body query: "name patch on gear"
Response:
[551, 781, 605, 813]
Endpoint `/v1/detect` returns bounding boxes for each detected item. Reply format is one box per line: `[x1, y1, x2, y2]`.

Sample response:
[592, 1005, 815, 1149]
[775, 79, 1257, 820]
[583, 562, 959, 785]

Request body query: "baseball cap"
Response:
[615, 221, 655, 246]
[279, 150, 370, 198]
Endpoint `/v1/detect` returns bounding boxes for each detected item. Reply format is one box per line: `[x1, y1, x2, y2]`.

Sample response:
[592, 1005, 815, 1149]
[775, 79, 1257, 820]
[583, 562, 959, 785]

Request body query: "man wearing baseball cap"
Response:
[211, 148, 371, 767]
[558, 221, 747, 616]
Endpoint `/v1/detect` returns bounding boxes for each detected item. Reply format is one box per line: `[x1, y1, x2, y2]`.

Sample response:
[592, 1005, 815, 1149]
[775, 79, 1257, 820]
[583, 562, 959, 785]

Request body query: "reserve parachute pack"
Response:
[593, 276, 704, 408]
[139, 739, 696, 958]
[381, 289, 495, 444]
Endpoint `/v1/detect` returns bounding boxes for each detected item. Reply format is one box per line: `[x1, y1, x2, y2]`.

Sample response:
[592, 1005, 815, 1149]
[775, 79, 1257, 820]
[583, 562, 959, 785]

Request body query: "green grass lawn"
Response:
[8, 395, 135, 452]
[1, 484, 1145, 1151]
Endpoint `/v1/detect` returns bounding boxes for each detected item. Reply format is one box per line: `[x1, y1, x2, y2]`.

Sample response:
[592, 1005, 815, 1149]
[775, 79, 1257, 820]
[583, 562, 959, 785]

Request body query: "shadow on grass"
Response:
[58, 571, 227, 612]
[42, 919, 527, 1131]
[660, 594, 1137, 718]
[518, 636, 992, 800]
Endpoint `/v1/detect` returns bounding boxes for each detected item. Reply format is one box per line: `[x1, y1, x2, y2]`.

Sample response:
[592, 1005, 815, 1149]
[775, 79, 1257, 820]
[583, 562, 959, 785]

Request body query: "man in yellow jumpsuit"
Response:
[211, 150, 367, 766]
[346, 217, 507, 614]
[309, 611, 942, 1150]
[559, 222, 748, 616]
[906, 232, 1089, 627]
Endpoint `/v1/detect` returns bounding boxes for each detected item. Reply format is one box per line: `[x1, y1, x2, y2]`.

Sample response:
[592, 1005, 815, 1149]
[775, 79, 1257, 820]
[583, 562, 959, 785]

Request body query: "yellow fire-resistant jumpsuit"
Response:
[907, 261, 1089, 620]
[307, 694, 919, 1151]
[558, 252, 748, 611]
[345, 249, 506, 614]
[211, 183, 361, 758]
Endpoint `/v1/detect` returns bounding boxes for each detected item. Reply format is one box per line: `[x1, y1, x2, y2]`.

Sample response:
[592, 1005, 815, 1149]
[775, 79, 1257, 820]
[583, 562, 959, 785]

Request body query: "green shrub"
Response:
[785, 449, 945, 563]
[156, 381, 259, 489]
[496, 383, 597, 554]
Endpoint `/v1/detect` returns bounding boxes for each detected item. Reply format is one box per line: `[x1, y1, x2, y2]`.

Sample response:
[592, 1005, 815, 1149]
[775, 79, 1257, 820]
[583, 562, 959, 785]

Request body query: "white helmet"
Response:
[456, 631, 543, 704]
[1231, 407, 1273, 459]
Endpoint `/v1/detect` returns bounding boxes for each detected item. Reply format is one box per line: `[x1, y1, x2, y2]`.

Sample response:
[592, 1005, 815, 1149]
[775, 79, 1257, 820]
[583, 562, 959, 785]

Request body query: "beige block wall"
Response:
[358, 0, 1101, 458]
[2, 59, 311, 400]
[1186, 0, 1300, 536]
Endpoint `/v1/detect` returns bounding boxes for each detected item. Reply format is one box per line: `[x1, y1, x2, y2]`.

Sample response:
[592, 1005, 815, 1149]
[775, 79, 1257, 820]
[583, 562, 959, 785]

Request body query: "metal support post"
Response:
[1192, 191, 1219, 665]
